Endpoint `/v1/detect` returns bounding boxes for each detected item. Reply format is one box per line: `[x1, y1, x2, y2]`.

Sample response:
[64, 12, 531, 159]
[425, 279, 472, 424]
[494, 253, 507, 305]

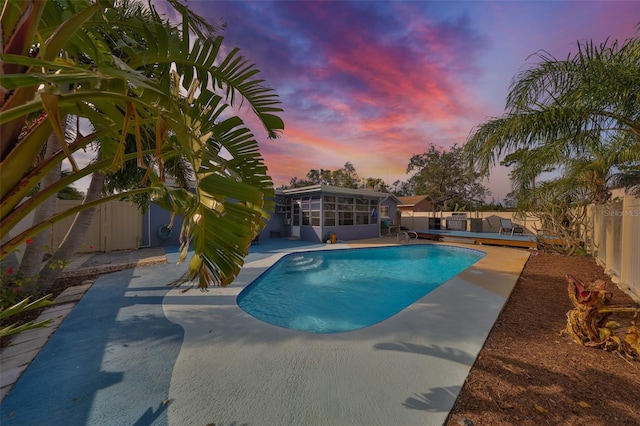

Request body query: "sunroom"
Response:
[261, 185, 397, 243]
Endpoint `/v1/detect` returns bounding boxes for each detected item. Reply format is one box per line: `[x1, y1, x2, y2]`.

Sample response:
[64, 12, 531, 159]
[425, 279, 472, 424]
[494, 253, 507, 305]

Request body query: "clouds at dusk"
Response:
[163, 0, 638, 199]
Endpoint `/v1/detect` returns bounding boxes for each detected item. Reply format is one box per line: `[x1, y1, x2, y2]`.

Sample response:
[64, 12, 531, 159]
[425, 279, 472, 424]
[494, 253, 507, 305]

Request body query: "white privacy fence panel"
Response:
[605, 200, 623, 280]
[589, 196, 639, 301]
[620, 196, 640, 299]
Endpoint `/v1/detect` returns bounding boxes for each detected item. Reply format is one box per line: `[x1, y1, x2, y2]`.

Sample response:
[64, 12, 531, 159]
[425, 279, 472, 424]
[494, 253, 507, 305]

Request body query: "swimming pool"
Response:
[237, 244, 485, 333]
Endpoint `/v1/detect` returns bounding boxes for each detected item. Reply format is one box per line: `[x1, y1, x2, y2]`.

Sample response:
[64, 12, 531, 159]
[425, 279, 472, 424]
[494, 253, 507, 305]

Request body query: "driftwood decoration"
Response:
[565, 274, 640, 360]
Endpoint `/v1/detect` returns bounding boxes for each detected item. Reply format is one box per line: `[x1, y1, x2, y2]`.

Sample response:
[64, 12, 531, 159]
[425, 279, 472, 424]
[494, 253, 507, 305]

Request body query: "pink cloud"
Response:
[149, 0, 639, 199]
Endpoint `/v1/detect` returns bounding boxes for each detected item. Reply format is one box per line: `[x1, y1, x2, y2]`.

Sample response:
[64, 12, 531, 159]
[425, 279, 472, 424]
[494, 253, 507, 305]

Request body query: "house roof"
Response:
[382, 193, 403, 204]
[397, 195, 432, 207]
[278, 184, 391, 199]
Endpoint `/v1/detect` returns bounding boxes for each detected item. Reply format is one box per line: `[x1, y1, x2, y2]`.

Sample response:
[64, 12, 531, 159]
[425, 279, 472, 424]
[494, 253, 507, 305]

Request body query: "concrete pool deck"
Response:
[0, 237, 530, 425]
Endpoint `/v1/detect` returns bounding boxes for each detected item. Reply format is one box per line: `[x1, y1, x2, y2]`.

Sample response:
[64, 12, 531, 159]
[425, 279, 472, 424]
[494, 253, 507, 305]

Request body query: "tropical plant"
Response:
[30, 1, 200, 290]
[518, 180, 591, 255]
[565, 274, 640, 360]
[0, 295, 53, 338]
[1, 0, 284, 301]
[405, 144, 489, 210]
[465, 31, 640, 198]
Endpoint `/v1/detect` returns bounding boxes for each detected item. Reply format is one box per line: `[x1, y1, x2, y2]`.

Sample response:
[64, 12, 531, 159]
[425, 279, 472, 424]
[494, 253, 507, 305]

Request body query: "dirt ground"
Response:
[3, 251, 639, 425]
[445, 251, 640, 426]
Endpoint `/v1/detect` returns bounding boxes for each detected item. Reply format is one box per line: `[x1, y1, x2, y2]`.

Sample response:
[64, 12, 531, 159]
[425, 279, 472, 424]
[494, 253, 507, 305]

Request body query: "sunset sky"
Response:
[157, 1, 638, 201]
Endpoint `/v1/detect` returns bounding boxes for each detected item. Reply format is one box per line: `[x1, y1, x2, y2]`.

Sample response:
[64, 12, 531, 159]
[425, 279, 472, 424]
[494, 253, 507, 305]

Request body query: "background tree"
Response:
[405, 144, 489, 210]
[282, 162, 386, 190]
[464, 30, 640, 206]
[361, 177, 387, 191]
[464, 28, 639, 249]
[517, 179, 592, 255]
[305, 168, 333, 185]
[330, 162, 359, 188]
[389, 180, 413, 196]
[56, 171, 84, 200]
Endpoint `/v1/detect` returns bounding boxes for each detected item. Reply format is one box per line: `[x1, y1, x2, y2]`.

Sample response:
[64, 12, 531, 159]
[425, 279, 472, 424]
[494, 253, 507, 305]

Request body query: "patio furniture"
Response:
[485, 215, 502, 232]
[499, 219, 524, 236]
[382, 219, 399, 235]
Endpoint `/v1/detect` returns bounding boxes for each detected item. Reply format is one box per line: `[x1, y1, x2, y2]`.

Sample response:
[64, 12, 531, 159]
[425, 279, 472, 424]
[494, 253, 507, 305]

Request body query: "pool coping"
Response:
[163, 239, 531, 425]
[0, 238, 530, 425]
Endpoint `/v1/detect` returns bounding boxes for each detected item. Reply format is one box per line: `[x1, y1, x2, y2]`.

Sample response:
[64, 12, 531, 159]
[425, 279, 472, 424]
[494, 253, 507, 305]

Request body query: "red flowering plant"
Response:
[1, 266, 34, 310]
[1, 238, 37, 310]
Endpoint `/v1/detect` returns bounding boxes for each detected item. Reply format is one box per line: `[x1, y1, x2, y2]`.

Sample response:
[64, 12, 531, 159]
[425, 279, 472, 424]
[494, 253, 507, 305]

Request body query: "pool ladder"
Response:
[397, 231, 418, 243]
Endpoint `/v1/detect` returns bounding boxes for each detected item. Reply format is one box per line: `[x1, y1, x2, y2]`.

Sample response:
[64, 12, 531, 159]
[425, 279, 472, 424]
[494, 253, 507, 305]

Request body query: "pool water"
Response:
[237, 244, 485, 333]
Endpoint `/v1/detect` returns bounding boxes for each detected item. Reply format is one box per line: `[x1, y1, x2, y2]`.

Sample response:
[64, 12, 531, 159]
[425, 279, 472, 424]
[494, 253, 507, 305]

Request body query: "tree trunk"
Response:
[36, 171, 106, 291]
[18, 130, 64, 289]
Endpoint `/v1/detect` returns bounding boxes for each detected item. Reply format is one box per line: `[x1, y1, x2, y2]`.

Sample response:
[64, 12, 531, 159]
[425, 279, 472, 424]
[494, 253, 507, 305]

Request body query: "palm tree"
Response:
[464, 31, 640, 200]
[1, 0, 284, 294]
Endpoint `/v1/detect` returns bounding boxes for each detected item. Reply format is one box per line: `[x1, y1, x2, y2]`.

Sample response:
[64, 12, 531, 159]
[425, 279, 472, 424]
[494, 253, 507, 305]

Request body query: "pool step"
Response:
[286, 255, 324, 271]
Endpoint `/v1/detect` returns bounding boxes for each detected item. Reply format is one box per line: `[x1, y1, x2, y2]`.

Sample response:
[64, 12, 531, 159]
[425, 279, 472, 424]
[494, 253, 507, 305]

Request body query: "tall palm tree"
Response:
[1, 0, 284, 292]
[464, 31, 640, 200]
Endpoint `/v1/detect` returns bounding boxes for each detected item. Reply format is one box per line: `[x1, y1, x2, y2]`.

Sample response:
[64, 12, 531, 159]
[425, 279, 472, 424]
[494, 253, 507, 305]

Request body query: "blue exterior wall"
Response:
[142, 203, 184, 248]
[380, 198, 399, 222]
[320, 224, 380, 242]
[259, 189, 399, 243]
[258, 212, 290, 239]
[300, 226, 321, 242]
[144, 203, 289, 247]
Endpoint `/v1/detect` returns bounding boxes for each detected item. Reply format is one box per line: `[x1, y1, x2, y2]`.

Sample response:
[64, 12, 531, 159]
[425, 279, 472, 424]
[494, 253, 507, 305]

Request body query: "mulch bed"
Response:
[445, 251, 640, 426]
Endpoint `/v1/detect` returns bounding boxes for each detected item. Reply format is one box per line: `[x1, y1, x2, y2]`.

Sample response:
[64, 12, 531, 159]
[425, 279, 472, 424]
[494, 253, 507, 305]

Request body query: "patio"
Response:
[1, 238, 529, 425]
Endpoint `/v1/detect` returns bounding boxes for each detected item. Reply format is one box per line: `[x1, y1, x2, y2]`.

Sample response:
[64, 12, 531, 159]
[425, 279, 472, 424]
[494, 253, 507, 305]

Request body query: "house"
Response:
[260, 184, 400, 243]
[397, 195, 434, 213]
[22, 185, 404, 253]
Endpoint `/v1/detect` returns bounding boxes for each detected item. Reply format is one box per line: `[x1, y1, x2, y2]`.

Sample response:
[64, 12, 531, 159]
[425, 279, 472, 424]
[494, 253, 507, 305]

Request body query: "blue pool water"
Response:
[237, 244, 485, 333]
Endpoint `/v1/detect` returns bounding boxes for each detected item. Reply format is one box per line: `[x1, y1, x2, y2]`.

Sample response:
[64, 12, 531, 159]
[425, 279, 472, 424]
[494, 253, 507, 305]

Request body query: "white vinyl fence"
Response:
[589, 195, 640, 301]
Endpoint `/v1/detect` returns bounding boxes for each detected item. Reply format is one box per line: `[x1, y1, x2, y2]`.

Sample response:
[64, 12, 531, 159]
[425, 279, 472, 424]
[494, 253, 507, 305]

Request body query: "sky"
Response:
[146, 1, 638, 201]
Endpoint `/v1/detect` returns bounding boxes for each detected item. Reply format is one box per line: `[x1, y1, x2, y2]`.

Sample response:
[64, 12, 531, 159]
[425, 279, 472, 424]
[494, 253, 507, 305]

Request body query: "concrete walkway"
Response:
[0, 247, 167, 401]
[0, 239, 530, 425]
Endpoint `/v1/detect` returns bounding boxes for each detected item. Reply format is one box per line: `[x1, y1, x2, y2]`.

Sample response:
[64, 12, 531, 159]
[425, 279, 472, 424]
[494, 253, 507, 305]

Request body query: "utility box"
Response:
[470, 218, 484, 233]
